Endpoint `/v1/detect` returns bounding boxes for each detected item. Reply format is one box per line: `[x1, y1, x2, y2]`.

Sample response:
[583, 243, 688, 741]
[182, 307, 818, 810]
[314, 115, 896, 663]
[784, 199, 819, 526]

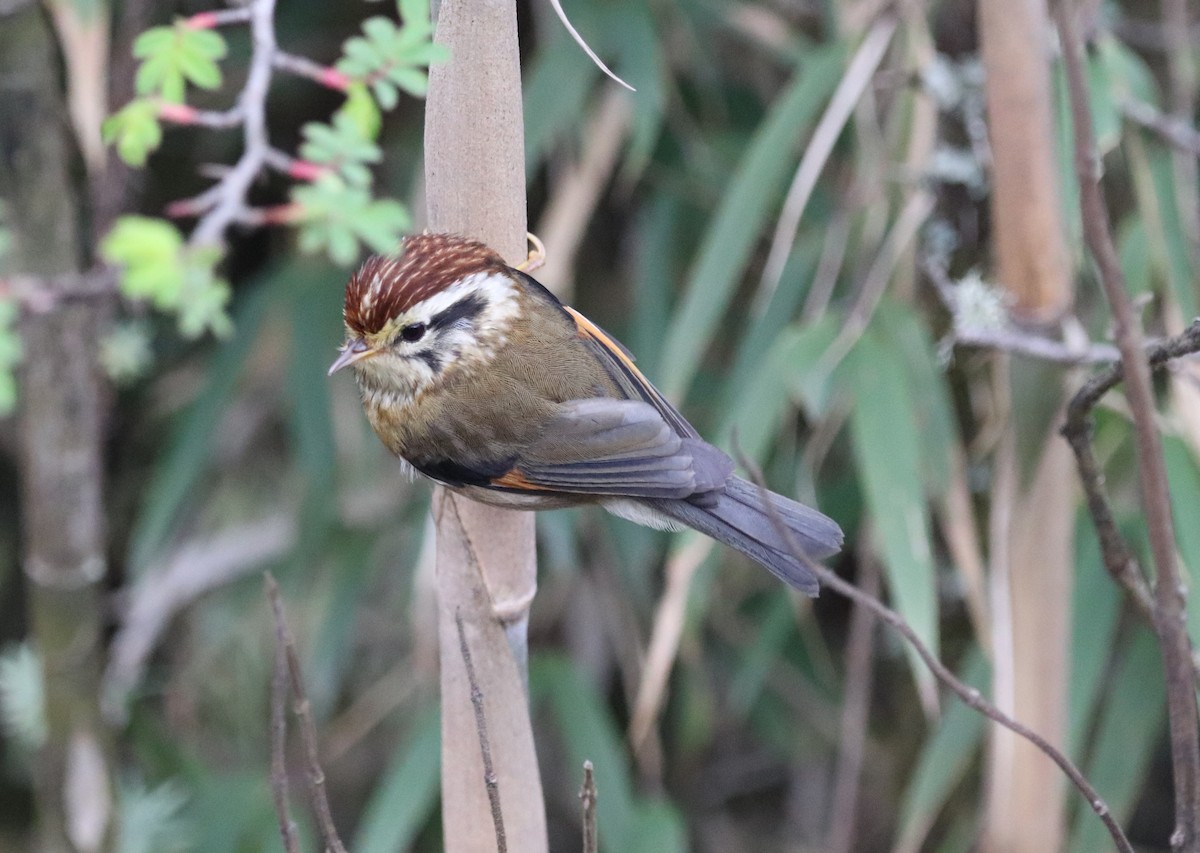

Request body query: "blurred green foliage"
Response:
[1, 0, 1196, 850]
[133, 21, 227, 102]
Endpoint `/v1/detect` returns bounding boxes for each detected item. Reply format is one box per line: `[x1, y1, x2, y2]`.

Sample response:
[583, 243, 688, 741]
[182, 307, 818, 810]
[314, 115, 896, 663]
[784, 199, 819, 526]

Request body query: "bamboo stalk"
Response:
[423, 0, 548, 846]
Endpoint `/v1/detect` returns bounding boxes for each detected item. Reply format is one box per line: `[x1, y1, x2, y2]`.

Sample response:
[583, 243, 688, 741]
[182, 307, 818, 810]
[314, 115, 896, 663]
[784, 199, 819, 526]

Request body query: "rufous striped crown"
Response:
[343, 233, 508, 337]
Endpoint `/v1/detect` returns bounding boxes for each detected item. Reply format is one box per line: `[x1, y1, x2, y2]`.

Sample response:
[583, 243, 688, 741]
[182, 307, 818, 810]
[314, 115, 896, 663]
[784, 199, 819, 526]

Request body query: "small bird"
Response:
[329, 233, 842, 594]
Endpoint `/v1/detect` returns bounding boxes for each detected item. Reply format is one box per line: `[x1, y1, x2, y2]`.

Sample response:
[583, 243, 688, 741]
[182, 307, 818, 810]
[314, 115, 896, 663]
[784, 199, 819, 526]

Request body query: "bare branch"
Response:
[732, 450, 1136, 853]
[265, 573, 348, 853]
[189, 0, 279, 248]
[0, 268, 117, 313]
[455, 609, 507, 853]
[923, 258, 1123, 365]
[1123, 100, 1200, 157]
[273, 51, 348, 90]
[103, 513, 296, 722]
[186, 8, 253, 28]
[163, 105, 244, 129]
[1057, 7, 1200, 846]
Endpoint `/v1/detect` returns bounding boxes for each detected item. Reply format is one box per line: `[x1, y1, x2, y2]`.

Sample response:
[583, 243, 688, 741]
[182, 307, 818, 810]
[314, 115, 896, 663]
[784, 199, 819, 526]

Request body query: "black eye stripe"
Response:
[416, 349, 442, 372]
[429, 293, 486, 331]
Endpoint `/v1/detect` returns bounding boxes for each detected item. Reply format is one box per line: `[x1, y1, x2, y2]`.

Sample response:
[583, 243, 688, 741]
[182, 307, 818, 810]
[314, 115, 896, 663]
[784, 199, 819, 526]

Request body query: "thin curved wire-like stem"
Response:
[732, 451, 1135, 853]
[544, 0, 634, 92]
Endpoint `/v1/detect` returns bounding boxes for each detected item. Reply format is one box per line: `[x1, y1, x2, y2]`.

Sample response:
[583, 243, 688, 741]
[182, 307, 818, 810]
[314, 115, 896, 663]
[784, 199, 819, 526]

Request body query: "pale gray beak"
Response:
[328, 339, 377, 375]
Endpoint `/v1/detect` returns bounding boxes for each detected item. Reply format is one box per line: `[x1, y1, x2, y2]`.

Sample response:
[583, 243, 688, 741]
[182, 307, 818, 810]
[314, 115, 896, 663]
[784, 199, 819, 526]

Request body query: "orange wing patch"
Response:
[565, 305, 699, 440]
[565, 306, 645, 379]
[492, 468, 540, 490]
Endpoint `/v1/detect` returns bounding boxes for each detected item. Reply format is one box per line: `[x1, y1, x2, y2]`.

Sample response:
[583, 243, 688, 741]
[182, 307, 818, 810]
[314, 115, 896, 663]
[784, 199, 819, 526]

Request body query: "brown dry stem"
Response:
[1057, 6, 1200, 848]
[265, 573, 347, 853]
[580, 760, 598, 853]
[455, 609, 507, 853]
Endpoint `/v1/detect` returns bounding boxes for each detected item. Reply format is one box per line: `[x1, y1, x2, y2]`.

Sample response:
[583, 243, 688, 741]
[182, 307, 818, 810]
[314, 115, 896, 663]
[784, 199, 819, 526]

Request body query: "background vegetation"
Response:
[1, 0, 1198, 850]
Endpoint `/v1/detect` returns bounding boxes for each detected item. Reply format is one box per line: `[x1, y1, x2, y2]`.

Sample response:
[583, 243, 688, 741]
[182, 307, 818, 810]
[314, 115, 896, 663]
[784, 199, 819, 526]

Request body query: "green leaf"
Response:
[727, 592, 795, 718]
[1096, 34, 1160, 105]
[372, 80, 399, 110]
[131, 21, 226, 101]
[118, 779, 191, 853]
[0, 296, 19, 414]
[1143, 144, 1198, 317]
[628, 801, 686, 853]
[1163, 438, 1200, 646]
[398, 0, 429, 26]
[523, 28, 597, 171]
[533, 654, 652, 853]
[1085, 51, 1120, 156]
[354, 704, 441, 853]
[299, 114, 382, 187]
[335, 82, 383, 141]
[132, 27, 175, 58]
[100, 216, 186, 306]
[1066, 628, 1165, 852]
[872, 298, 958, 494]
[0, 643, 46, 750]
[100, 321, 154, 384]
[719, 316, 839, 462]
[126, 277, 274, 572]
[285, 262, 342, 532]
[102, 99, 163, 167]
[176, 270, 231, 339]
[659, 44, 846, 400]
[292, 177, 410, 265]
[844, 329, 939, 685]
[389, 67, 429, 97]
[337, 7, 444, 106]
[1067, 512, 1122, 756]
[894, 651, 988, 852]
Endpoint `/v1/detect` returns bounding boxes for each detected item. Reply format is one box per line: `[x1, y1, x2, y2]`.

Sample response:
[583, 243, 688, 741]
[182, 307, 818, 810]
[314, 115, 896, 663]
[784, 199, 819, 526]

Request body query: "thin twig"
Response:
[1060, 420, 1156, 618]
[1057, 7, 1200, 847]
[580, 760, 598, 853]
[0, 268, 117, 313]
[187, 7, 253, 28]
[455, 608, 507, 853]
[924, 257, 1124, 365]
[169, 106, 244, 129]
[268, 576, 300, 853]
[265, 573, 348, 853]
[273, 51, 348, 89]
[732, 450, 1136, 853]
[1123, 100, 1200, 157]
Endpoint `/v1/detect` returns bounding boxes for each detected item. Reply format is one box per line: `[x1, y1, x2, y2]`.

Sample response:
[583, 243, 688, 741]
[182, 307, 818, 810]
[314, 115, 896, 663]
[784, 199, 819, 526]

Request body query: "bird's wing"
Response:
[491, 398, 733, 499]
[563, 305, 702, 440]
[513, 270, 699, 440]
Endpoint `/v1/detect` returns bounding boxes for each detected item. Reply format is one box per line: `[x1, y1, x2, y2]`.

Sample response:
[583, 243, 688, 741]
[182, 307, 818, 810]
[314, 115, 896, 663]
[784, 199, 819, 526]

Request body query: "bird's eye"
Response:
[399, 322, 427, 343]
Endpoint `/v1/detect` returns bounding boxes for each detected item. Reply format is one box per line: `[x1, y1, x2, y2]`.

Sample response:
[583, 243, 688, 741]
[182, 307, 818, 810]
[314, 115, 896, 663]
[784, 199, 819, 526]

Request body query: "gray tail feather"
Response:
[647, 477, 843, 596]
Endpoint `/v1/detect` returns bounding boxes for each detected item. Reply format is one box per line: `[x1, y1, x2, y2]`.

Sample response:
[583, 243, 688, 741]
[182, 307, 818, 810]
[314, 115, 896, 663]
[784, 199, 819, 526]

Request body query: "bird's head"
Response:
[329, 233, 523, 401]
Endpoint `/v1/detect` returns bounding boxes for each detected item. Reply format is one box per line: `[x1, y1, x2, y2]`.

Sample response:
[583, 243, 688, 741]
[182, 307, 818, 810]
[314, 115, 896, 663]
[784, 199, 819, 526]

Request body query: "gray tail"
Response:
[647, 477, 843, 596]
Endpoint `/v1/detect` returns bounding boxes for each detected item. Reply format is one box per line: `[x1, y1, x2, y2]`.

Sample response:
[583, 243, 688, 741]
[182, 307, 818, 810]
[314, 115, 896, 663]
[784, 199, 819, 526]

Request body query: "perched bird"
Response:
[329, 233, 842, 594]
